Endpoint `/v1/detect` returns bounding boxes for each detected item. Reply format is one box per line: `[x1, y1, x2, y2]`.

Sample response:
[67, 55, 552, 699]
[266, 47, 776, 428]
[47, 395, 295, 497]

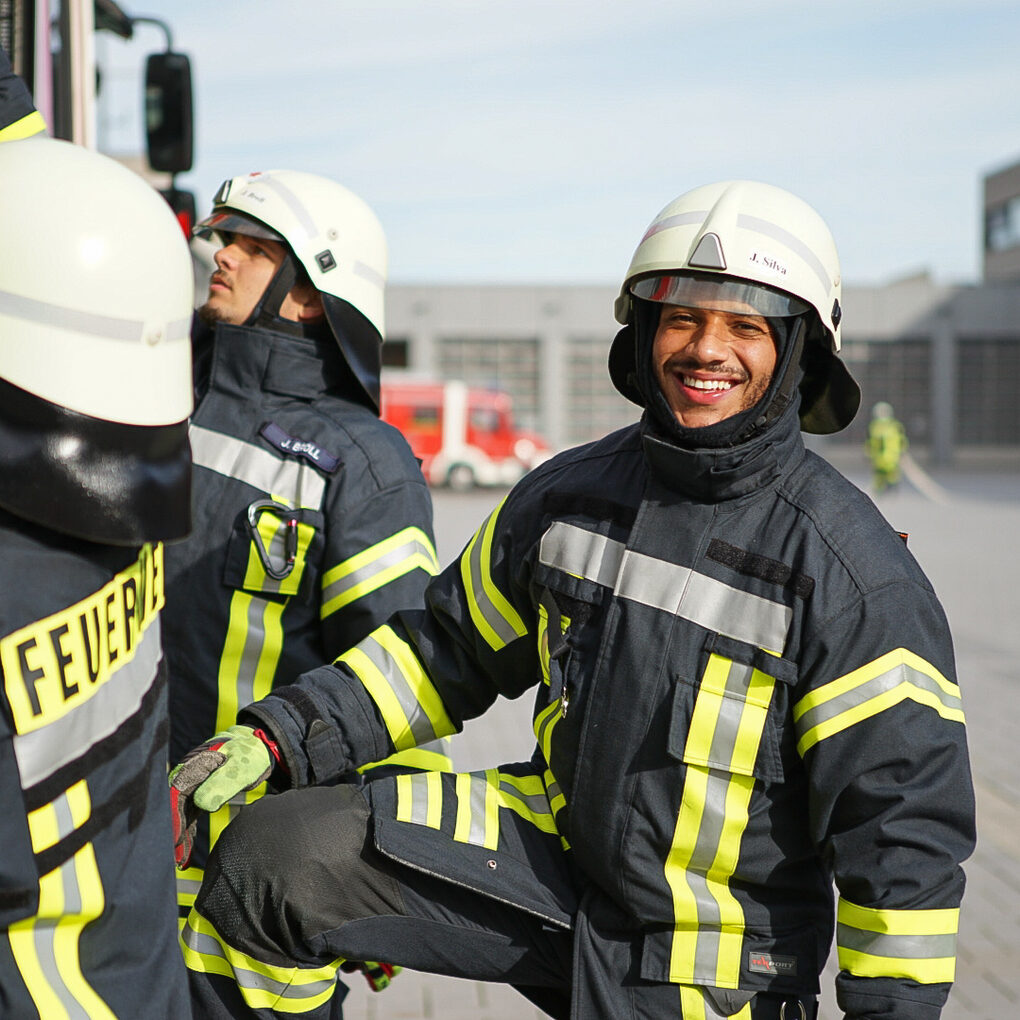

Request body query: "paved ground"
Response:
[342, 452, 1020, 1019]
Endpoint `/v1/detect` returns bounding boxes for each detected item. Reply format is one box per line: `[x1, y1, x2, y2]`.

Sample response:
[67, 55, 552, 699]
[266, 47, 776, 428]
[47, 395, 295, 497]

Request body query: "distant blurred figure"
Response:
[865, 401, 908, 493]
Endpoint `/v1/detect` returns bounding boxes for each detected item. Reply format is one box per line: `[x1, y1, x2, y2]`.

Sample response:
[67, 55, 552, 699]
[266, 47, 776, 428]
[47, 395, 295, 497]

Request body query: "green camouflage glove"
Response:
[168, 725, 280, 869]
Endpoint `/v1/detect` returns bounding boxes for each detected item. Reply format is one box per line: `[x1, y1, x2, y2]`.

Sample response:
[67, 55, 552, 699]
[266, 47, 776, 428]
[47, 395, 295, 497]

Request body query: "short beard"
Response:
[197, 300, 230, 326]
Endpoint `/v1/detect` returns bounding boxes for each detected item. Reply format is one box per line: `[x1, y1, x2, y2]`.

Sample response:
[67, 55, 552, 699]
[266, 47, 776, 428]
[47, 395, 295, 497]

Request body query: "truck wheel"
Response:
[446, 463, 476, 492]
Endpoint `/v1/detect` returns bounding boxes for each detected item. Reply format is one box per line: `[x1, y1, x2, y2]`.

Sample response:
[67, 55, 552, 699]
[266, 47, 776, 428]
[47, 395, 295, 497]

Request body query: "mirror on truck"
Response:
[145, 51, 193, 174]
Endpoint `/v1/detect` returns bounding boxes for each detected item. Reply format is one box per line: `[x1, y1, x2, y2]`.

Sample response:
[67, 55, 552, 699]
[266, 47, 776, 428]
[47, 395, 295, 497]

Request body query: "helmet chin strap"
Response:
[244, 253, 323, 340]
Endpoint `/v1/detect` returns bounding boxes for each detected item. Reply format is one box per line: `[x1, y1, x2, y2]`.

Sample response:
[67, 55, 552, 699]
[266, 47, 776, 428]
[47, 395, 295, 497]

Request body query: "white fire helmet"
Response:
[0, 136, 194, 543]
[611, 180, 860, 434]
[194, 169, 388, 411]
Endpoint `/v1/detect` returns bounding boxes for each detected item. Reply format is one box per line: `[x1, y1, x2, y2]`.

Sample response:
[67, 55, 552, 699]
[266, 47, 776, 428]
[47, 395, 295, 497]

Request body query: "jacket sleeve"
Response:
[794, 580, 976, 1020]
[0, 46, 45, 141]
[243, 488, 542, 786]
[316, 470, 438, 658]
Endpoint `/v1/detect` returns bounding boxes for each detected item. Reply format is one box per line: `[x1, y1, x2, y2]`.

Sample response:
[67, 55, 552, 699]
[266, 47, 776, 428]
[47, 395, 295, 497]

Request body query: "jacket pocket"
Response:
[222, 499, 323, 602]
[668, 633, 798, 785]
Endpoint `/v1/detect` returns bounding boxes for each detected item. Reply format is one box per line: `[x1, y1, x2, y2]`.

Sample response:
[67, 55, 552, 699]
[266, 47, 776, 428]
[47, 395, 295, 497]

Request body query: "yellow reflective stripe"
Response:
[460, 499, 527, 651]
[794, 648, 964, 756]
[394, 771, 443, 828]
[182, 911, 342, 1012]
[215, 591, 286, 732]
[453, 770, 500, 850]
[679, 984, 753, 1019]
[320, 526, 439, 618]
[836, 898, 958, 984]
[9, 782, 115, 1019]
[497, 773, 559, 835]
[0, 110, 46, 141]
[360, 740, 455, 774]
[664, 765, 754, 986]
[683, 655, 777, 777]
[341, 626, 454, 751]
[537, 603, 551, 683]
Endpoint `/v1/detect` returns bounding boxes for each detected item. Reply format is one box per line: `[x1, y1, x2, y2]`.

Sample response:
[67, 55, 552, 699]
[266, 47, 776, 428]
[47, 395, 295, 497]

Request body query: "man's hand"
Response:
[168, 725, 281, 870]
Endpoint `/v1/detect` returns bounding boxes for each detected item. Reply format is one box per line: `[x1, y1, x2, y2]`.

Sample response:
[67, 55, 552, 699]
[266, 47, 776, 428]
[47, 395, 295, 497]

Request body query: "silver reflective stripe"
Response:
[176, 874, 203, 898]
[34, 859, 92, 1019]
[234, 596, 271, 712]
[466, 773, 489, 847]
[353, 259, 385, 290]
[796, 662, 962, 737]
[686, 770, 733, 982]
[837, 925, 957, 961]
[539, 522, 625, 588]
[256, 524, 291, 596]
[181, 920, 338, 1000]
[0, 289, 191, 343]
[643, 211, 709, 241]
[499, 778, 552, 817]
[322, 532, 435, 608]
[540, 522, 791, 651]
[13, 621, 161, 789]
[189, 425, 326, 509]
[359, 634, 439, 746]
[406, 773, 433, 826]
[260, 176, 319, 242]
[737, 213, 831, 294]
[706, 661, 755, 768]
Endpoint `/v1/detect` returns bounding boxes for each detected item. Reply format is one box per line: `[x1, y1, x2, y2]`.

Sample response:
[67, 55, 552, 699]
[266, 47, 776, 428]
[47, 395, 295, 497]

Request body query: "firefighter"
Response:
[0, 135, 195, 1017]
[866, 401, 908, 493]
[162, 171, 449, 989]
[172, 181, 975, 1020]
[0, 45, 46, 140]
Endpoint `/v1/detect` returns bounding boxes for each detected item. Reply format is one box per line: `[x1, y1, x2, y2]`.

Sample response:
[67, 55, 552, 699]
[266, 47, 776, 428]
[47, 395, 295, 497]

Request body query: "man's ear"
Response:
[281, 284, 325, 323]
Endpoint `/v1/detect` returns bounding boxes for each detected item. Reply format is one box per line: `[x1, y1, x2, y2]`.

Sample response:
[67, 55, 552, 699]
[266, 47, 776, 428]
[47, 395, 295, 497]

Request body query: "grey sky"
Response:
[97, 0, 1020, 286]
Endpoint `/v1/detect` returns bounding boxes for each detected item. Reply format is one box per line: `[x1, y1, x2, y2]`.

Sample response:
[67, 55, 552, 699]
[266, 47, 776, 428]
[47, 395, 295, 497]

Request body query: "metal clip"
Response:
[245, 499, 299, 580]
[779, 1001, 807, 1020]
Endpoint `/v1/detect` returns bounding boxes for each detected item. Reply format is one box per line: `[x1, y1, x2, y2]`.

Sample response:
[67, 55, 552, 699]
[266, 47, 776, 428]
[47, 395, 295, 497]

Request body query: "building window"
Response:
[986, 196, 1020, 253]
[382, 337, 410, 368]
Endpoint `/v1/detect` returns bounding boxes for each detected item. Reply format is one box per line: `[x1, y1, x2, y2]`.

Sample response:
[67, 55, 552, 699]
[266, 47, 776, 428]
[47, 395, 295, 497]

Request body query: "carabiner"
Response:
[779, 1001, 807, 1020]
[245, 499, 299, 581]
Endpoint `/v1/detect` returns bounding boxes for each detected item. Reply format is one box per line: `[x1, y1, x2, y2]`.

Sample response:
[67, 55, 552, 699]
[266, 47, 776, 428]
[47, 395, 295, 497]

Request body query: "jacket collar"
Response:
[199, 321, 346, 403]
[640, 408, 804, 502]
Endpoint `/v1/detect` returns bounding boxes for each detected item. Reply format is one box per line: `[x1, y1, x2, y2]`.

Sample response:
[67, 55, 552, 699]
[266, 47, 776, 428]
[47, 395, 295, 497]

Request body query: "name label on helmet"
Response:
[748, 250, 789, 278]
[260, 421, 341, 474]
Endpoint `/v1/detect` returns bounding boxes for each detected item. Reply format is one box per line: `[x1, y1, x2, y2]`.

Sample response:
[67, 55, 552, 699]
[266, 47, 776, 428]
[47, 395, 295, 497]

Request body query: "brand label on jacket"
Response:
[1, 544, 164, 734]
[748, 951, 799, 976]
[260, 421, 341, 473]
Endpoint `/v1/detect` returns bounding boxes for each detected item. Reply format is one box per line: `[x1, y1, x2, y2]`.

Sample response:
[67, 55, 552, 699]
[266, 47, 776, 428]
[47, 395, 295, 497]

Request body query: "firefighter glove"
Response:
[168, 725, 281, 870]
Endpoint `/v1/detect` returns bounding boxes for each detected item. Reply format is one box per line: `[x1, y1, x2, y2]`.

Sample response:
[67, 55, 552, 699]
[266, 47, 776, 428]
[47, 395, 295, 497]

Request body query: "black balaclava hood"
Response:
[633, 297, 807, 450]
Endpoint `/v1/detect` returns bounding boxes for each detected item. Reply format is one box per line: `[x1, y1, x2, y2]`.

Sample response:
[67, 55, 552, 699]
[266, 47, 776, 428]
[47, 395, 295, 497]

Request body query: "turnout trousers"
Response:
[183, 782, 817, 1020]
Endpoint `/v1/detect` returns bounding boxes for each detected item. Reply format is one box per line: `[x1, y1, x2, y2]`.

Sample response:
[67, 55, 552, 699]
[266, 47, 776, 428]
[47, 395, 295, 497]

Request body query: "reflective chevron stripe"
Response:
[793, 648, 964, 756]
[321, 526, 438, 618]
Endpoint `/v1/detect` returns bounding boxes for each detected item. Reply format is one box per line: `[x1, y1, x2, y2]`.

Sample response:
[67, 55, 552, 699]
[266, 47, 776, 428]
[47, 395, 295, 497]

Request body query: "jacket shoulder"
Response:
[781, 449, 933, 595]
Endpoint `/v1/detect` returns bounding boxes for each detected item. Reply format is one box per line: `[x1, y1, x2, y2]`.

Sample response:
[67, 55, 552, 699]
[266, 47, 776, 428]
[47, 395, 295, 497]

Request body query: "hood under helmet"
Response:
[610, 180, 860, 444]
[195, 170, 388, 413]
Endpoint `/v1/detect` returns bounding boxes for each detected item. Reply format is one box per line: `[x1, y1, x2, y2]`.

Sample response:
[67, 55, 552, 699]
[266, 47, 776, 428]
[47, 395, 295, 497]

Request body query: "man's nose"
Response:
[214, 244, 239, 270]
[685, 321, 729, 362]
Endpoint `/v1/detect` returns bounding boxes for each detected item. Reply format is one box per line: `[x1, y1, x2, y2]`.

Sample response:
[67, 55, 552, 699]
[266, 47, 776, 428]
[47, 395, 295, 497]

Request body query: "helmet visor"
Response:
[630, 272, 810, 318]
[192, 210, 284, 245]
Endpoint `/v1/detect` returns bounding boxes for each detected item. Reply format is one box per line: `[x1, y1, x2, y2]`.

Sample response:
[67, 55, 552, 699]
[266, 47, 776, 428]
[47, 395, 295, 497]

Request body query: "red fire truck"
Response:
[380, 379, 551, 490]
